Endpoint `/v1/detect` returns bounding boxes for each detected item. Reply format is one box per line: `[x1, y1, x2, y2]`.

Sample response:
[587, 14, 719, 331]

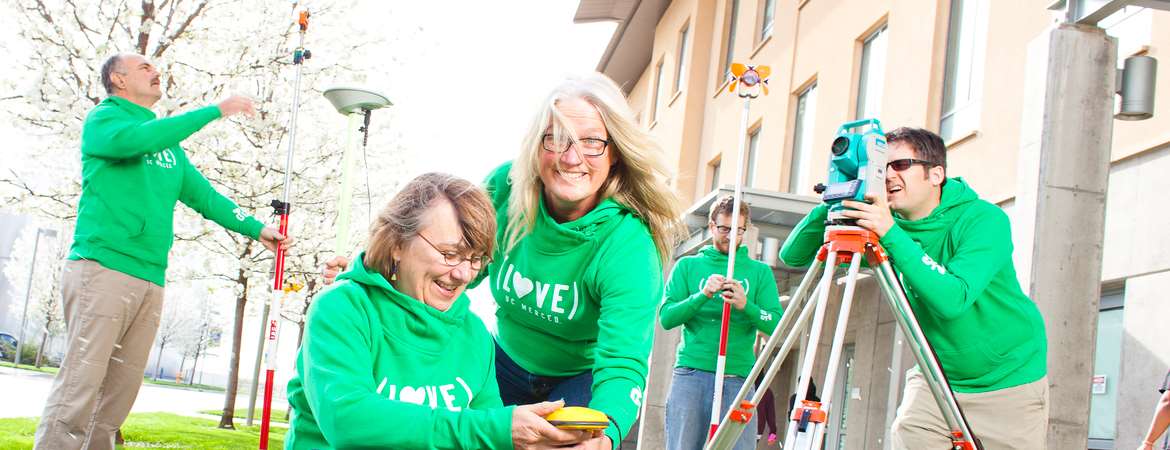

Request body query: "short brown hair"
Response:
[885, 127, 947, 175]
[364, 173, 496, 281]
[708, 195, 751, 223]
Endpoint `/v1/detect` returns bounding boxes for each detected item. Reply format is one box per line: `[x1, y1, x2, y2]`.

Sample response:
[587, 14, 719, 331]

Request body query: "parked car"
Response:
[0, 332, 17, 361]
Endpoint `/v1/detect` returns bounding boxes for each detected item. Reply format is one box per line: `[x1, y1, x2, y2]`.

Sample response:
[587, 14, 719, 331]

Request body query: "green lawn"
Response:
[0, 412, 287, 449]
[146, 378, 225, 393]
[0, 362, 58, 375]
[200, 408, 289, 423]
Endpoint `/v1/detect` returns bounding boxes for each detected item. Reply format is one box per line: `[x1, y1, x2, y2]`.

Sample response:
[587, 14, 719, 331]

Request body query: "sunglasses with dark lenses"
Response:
[887, 158, 935, 172]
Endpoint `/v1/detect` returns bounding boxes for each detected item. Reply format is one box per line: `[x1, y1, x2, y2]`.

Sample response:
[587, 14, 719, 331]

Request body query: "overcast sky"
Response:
[357, 1, 616, 182]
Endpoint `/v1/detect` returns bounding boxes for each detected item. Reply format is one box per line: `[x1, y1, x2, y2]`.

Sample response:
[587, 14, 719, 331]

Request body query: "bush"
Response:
[0, 343, 61, 368]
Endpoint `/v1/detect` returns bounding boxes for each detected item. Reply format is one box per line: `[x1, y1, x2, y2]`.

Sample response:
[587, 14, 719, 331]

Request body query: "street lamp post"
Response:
[15, 227, 57, 368]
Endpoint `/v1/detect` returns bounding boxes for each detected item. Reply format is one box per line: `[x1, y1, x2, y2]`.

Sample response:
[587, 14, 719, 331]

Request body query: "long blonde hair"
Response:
[504, 73, 685, 262]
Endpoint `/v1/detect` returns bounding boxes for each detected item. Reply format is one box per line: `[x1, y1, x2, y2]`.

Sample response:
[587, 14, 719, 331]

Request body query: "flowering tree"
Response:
[1, 0, 413, 428]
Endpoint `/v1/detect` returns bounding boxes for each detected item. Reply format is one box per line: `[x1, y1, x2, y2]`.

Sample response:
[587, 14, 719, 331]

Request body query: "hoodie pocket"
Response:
[933, 341, 1006, 383]
[92, 195, 146, 241]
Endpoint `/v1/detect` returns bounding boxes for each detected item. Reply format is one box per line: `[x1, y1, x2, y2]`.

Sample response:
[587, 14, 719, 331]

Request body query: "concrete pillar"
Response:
[1013, 23, 1116, 449]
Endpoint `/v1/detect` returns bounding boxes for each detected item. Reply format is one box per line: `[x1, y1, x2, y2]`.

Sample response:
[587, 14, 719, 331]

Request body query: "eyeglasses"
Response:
[417, 234, 490, 270]
[713, 225, 747, 236]
[887, 158, 936, 172]
[541, 134, 610, 157]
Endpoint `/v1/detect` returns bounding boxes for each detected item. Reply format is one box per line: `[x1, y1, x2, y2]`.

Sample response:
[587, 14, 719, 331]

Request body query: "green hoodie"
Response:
[659, 245, 783, 377]
[779, 178, 1047, 393]
[478, 162, 662, 445]
[285, 252, 513, 450]
[69, 96, 265, 286]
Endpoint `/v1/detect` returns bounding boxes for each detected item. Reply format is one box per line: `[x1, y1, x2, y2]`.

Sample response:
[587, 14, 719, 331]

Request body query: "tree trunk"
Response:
[35, 330, 48, 368]
[218, 264, 251, 429]
[190, 341, 203, 386]
[177, 354, 187, 383]
[154, 342, 166, 380]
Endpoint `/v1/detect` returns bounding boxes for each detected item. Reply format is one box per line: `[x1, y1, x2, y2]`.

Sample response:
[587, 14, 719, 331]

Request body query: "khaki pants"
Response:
[891, 370, 1049, 450]
[34, 259, 164, 450]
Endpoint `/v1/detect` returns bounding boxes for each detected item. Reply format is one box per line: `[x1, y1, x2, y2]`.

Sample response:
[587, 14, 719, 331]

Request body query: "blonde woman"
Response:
[325, 73, 685, 449]
[480, 72, 684, 450]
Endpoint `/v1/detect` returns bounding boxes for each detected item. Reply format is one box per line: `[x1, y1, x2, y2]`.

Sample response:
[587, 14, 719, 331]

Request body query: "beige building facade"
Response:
[576, 0, 1170, 448]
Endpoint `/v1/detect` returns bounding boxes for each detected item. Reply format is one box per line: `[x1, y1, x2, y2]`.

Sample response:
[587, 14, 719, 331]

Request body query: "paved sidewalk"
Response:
[0, 366, 272, 420]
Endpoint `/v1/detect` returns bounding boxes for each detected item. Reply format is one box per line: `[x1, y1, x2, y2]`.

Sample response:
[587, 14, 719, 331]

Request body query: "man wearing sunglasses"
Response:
[780, 127, 1048, 449]
[659, 195, 784, 450]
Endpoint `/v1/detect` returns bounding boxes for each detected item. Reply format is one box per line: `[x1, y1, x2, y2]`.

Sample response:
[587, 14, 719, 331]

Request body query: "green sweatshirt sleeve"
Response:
[589, 231, 661, 445]
[177, 150, 265, 240]
[658, 259, 712, 330]
[878, 207, 1013, 322]
[82, 104, 221, 160]
[739, 267, 783, 334]
[302, 288, 515, 449]
[779, 204, 828, 267]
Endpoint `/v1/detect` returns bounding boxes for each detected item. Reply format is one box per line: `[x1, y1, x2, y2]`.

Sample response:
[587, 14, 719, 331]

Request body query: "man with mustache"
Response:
[780, 127, 1049, 449]
[33, 53, 292, 450]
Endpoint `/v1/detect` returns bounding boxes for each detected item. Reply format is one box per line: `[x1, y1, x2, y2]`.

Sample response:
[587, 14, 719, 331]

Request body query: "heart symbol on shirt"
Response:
[399, 386, 427, 405]
[513, 272, 534, 298]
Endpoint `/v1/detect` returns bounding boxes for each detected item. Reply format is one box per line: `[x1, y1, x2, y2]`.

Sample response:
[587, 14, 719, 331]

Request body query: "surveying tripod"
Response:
[704, 225, 980, 450]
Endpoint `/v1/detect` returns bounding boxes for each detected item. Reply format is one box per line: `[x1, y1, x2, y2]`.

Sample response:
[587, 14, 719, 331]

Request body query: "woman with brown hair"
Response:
[286, 173, 593, 449]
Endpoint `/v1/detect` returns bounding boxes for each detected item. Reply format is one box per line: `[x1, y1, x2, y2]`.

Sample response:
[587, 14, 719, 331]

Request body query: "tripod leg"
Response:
[706, 260, 825, 450]
[782, 250, 841, 450]
[808, 255, 863, 450]
[873, 261, 980, 449]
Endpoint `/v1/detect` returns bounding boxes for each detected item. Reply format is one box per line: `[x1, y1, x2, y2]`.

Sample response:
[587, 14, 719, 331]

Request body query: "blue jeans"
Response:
[495, 343, 594, 407]
[665, 367, 757, 450]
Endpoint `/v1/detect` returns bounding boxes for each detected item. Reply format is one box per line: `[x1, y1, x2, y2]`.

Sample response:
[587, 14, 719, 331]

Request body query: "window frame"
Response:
[759, 0, 776, 42]
[855, 23, 888, 120]
[746, 124, 761, 187]
[720, 0, 741, 83]
[788, 81, 818, 194]
[651, 57, 666, 125]
[939, 0, 990, 142]
[674, 21, 691, 95]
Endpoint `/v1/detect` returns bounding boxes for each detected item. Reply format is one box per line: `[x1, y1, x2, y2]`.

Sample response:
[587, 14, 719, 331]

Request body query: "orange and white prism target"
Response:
[728, 63, 771, 98]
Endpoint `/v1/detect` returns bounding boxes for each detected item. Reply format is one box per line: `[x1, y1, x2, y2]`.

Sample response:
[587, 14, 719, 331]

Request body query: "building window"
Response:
[940, 0, 989, 141]
[1088, 290, 1125, 449]
[788, 82, 817, 194]
[759, 0, 776, 42]
[651, 58, 665, 124]
[746, 126, 760, 187]
[722, 0, 740, 80]
[710, 158, 722, 192]
[856, 24, 888, 121]
[675, 23, 690, 94]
